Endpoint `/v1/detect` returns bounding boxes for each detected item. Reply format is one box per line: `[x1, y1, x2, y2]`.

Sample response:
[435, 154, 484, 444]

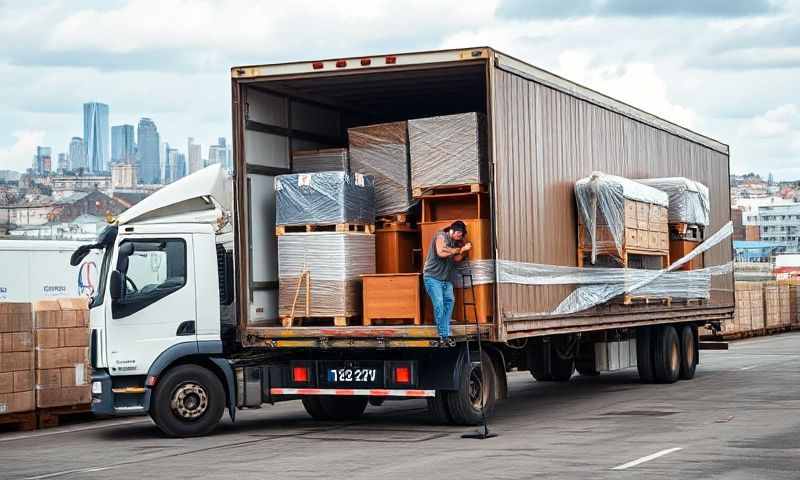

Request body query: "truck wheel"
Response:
[317, 396, 368, 420]
[302, 397, 332, 420]
[678, 325, 698, 380]
[636, 326, 656, 383]
[447, 351, 497, 426]
[549, 353, 575, 381]
[150, 364, 225, 438]
[528, 344, 552, 381]
[427, 391, 454, 424]
[575, 362, 600, 376]
[653, 326, 681, 384]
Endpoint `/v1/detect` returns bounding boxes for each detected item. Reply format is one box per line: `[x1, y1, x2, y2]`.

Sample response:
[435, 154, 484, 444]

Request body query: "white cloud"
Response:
[747, 104, 800, 137]
[0, 131, 45, 172]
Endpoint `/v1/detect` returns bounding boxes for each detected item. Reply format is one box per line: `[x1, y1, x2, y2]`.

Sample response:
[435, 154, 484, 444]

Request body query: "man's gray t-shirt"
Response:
[424, 230, 459, 281]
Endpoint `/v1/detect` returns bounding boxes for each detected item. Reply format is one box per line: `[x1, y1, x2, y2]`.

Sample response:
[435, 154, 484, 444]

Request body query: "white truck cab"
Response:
[73, 165, 237, 432]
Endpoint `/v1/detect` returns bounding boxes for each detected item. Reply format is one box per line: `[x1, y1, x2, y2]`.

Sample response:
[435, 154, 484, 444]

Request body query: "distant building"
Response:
[57, 153, 68, 172]
[35, 146, 52, 174]
[111, 124, 135, 164]
[175, 152, 186, 180]
[83, 102, 110, 173]
[0, 170, 20, 183]
[136, 118, 160, 184]
[163, 147, 186, 184]
[69, 137, 86, 171]
[50, 174, 112, 199]
[111, 163, 137, 189]
[758, 203, 800, 248]
[208, 137, 231, 172]
[187, 137, 202, 174]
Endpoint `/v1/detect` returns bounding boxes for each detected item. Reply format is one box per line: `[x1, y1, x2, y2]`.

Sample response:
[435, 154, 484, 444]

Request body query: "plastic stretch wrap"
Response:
[292, 148, 349, 173]
[409, 112, 488, 190]
[635, 177, 710, 226]
[449, 221, 733, 315]
[348, 122, 413, 216]
[278, 233, 375, 318]
[575, 172, 669, 261]
[275, 171, 375, 226]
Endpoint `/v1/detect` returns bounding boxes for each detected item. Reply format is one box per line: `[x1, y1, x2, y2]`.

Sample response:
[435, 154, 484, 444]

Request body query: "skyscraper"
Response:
[57, 153, 68, 172]
[208, 137, 231, 172]
[187, 137, 202, 174]
[136, 118, 160, 184]
[69, 137, 86, 172]
[35, 146, 52, 174]
[111, 124, 135, 164]
[83, 102, 110, 173]
[175, 152, 187, 181]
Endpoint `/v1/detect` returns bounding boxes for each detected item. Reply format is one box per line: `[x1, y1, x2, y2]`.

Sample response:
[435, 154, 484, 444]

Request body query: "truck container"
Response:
[79, 47, 733, 437]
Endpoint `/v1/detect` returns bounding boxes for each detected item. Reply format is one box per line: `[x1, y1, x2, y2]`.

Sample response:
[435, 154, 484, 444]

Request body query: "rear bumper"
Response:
[270, 388, 434, 397]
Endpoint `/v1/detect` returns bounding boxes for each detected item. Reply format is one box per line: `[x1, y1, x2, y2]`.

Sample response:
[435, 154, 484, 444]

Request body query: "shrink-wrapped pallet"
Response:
[635, 177, 710, 226]
[348, 122, 413, 216]
[292, 148, 349, 173]
[763, 282, 790, 329]
[278, 233, 375, 318]
[33, 298, 90, 409]
[575, 172, 669, 263]
[408, 112, 488, 192]
[0, 303, 34, 414]
[275, 171, 375, 226]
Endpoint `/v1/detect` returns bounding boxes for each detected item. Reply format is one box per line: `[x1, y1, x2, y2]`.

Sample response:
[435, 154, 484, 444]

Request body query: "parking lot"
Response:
[2, 333, 799, 480]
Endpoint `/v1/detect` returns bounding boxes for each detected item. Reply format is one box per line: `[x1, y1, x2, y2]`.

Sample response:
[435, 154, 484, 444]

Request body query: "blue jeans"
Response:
[423, 275, 454, 337]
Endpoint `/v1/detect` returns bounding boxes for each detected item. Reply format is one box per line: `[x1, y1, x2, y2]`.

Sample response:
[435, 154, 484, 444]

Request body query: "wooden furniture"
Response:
[420, 191, 489, 222]
[420, 218, 493, 324]
[375, 224, 420, 274]
[362, 273, 421, 326]
[669, 223, 705, 270]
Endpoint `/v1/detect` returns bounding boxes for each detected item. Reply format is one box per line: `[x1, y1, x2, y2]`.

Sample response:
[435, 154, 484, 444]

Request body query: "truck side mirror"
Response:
[110, 270, 123, 300]
[116, 242, 134, 272]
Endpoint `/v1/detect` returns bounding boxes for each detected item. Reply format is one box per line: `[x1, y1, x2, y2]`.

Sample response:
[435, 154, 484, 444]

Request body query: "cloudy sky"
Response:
[0, 0, 798, 178]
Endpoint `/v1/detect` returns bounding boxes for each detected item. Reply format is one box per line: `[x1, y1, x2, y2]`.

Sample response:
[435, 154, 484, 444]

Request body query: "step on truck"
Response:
[74, 47, 733, 437]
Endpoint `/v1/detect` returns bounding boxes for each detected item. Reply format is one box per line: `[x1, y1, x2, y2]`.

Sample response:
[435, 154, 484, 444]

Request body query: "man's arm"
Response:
[453, 242, 471, 263]
[435, 235, 462, 258]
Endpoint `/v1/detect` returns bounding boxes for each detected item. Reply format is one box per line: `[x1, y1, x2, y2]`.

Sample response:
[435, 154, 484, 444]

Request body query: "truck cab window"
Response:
[112, 239, 186, 319]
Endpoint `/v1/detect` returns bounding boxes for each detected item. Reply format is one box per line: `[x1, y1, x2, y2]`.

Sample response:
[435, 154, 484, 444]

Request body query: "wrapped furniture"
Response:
[275, 171, 375, 227]
[409, 112, 488, 195]
[575, 172, 669, 266]
[278, 233, 375, 324]
[292, 148, 349, 173]
[348, 122, 413, 216]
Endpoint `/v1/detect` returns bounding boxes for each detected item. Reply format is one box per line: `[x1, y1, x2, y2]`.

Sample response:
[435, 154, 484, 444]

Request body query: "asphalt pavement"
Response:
[2, 332, 800, 479]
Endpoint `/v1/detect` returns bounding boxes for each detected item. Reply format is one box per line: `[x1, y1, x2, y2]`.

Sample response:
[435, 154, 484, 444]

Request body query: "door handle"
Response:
[176, 321, 196, 336]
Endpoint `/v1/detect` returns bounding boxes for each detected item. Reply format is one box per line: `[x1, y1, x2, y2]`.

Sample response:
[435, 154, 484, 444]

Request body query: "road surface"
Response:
[2, 333, 800, 479]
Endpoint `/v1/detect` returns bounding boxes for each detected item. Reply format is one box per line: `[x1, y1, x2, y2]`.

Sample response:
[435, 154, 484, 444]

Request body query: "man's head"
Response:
[448, 220, 467, 241]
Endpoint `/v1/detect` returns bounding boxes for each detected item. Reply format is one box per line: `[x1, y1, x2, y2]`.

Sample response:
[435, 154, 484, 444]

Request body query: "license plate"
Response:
[327, 368, 378, 384]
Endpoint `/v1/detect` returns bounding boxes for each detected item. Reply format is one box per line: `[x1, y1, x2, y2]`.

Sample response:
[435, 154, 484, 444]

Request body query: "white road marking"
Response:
[740, 365, 758, 370]
[0, 418, 149, 443]
[611, 447, 683, 470]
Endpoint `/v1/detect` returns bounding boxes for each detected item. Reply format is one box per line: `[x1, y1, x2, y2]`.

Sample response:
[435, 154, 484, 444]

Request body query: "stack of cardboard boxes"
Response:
[0, 303, 35, 415]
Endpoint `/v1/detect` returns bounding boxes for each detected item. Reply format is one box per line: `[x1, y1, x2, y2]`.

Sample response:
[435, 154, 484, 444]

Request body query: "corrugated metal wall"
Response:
[491, 67, 733, 319]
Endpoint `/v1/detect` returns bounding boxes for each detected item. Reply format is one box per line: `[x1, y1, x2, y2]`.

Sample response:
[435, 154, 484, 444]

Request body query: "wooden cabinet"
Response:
[375, 225, 420, 274]
[362, 273, 421, 326]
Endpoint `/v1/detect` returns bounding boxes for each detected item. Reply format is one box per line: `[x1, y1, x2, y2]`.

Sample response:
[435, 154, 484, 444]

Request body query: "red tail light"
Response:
[394, 366, 410, 384]
[312, 62, 324, 70]
[335, 60, 347, 68]
[293, 366, 309, 383]
[385, 55, 397, 64]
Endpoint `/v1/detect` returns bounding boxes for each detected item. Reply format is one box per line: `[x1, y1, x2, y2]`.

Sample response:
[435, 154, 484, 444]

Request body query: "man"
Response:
[423, 220, 472, 342]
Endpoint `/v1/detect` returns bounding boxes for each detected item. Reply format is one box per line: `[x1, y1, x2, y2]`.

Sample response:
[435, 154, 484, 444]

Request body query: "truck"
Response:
[0, 239, 102, 302]
[74, 47, 733, 437]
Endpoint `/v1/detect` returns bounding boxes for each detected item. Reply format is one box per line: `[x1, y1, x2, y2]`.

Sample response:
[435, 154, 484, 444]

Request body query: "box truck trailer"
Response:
[74, 47, 733, 437]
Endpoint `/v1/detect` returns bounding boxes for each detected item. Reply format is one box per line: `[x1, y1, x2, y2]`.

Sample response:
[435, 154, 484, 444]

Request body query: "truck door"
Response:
[105, 235, 197, 376]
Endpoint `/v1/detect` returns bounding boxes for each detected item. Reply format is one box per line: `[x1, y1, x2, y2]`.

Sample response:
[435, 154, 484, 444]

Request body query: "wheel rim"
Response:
[170, 382, 209, 420]
[468, 365, 488, 410]
[670, 342, 680, 373]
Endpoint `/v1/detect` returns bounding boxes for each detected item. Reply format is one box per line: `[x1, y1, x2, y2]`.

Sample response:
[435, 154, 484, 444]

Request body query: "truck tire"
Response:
[150, 364, 225, 438]
[447, 351, 497, 426]
[678, 325, 698, 380]
[427, 391, 454, 425]
[302, 397, 332, 420]
[653, 326, 681, 384]
[528, 343, 552, 381]
[636, 327, 656, 383]
[575, 362, 600, 376]
[550, 353, 575, 381]
[317, 396, 368, 421]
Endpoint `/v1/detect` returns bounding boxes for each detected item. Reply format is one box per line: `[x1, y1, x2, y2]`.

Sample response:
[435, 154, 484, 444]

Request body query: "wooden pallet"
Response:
[376, 213, 413, 229]
[280, 316, 357, 327]
[0, 412, 37, 432]
[413, 183, 485, 198]
[37, 404, 92, 429]
[276, 223, 375, 235]
[622, 295, 672, 306]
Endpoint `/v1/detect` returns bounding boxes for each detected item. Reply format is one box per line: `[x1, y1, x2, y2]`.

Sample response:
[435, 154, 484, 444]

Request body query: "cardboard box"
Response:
[0, 351, 34, 373]
[35, 346, 88, 370]
[1, 332, 33, 352]
[36, 387, 90, 409]
[0, 390, 35, 414]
